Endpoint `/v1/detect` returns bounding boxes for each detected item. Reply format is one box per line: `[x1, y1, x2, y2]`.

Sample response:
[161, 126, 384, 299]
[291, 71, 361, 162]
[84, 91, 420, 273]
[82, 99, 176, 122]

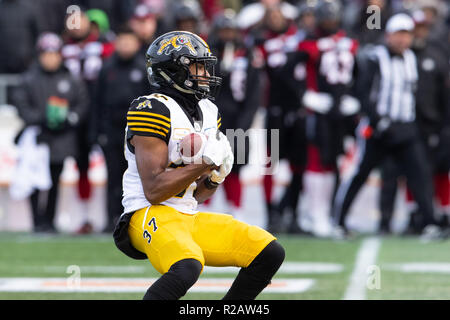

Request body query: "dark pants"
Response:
[75, 121, 92, 199]
[379, 157, 399, 230]
[102, 142, 128, 231]
[333, 131, 435, 228]
[30, 163, 64, 232]
[378, 129, 450, 231]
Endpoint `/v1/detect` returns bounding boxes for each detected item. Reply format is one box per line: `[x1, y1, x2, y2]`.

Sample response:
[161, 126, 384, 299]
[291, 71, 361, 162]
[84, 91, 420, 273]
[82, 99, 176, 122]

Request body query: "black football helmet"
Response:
[146, 31, 222, 100]
[314, 0, 341, 25]
[314, 0, 341, 36]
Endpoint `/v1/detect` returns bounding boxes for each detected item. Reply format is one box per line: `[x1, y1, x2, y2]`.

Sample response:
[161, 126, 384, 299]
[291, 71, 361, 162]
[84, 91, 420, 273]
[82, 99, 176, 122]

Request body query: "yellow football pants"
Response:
[128, 205, 276, 274]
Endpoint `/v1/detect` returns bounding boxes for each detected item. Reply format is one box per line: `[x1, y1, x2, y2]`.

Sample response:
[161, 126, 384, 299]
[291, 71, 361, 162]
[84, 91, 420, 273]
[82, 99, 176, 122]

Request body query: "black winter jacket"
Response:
[12, 63, 89, 163]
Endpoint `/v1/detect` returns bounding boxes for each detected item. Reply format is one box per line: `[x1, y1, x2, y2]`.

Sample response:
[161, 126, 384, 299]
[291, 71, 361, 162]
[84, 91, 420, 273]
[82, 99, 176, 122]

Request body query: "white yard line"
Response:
[385, 262, 450, 273]
[204, 262, 343, 274]
[343, 237, 381, 300]
[16, 262, 343, 275]
[0, 277, 315, 294]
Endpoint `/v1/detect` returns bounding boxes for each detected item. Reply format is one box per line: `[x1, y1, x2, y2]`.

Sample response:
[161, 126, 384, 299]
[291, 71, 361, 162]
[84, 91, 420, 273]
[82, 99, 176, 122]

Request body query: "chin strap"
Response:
[159, 70, 195, 95]
[159, 70, 211, 100]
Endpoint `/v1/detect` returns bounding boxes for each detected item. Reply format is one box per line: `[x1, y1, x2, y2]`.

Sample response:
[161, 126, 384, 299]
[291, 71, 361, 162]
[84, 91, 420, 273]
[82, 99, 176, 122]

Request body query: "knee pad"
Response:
[144, 258, 202, 300]
[222, 241, 285, 300]
[169, 258, 203, 291]
[247, 240, 285, 279]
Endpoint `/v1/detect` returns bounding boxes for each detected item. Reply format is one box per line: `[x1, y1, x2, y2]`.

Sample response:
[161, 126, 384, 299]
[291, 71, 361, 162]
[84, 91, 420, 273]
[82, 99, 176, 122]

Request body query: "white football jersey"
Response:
[122, 93, 221, 215]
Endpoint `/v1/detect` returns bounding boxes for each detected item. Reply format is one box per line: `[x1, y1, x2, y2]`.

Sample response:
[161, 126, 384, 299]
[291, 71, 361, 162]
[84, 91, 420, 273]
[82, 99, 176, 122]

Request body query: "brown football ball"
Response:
[180, 132, 206, 163]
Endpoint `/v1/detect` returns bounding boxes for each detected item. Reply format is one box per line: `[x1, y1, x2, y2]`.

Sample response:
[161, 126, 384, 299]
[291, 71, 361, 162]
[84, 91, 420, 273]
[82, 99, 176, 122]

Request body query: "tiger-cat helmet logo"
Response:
[157, 35, 197, 56]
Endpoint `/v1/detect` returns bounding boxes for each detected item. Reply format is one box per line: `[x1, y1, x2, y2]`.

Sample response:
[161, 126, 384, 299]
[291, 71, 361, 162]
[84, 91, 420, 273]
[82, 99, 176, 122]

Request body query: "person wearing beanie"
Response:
[11, 32, 89, 233]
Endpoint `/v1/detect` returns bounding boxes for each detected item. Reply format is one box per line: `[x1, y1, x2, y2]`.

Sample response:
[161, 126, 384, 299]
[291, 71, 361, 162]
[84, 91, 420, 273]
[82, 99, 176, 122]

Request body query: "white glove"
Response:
[210, 154, 233, 184]
[339, 95, 360, 116]
[217, 131, 233, 158]
[202, 130, 225, 167]
[210, 133, 234, 184]
[302, 90, 333, 114]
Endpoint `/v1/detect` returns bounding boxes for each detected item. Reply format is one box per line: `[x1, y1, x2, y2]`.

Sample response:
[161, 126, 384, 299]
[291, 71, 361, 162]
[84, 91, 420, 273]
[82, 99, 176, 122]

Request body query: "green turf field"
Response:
[1, 232, 450, 300]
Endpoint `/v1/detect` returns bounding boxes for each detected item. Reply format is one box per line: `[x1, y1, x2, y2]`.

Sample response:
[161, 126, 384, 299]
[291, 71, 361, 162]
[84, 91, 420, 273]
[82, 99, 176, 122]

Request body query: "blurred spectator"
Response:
[207, 9, 264, 221]
[61, 9, 114, 234]
[62, 9, 114, 81]
[200, 0, 225, 22]
[350, 0, 393, 45]
[11, 33, 89, 232]
[86, 8, 116, 42]
[138, 0, 171, 36]
[416, 0, 449, 49]
[295, 1, 316, 35]
[71, 0, 136, 32]
[172, 0, 206, 36]
[236, 0, 298, 32]
[0, 0, 41, 74]
[140, 0, 166, 14]
[129, 4, 159, 56]
[95, 26, 148, 232]
[32, 0, 72, 34]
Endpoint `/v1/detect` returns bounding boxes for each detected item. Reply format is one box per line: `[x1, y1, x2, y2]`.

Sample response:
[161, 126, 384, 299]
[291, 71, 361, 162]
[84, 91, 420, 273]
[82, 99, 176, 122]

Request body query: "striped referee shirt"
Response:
[370, 45, 418, 123]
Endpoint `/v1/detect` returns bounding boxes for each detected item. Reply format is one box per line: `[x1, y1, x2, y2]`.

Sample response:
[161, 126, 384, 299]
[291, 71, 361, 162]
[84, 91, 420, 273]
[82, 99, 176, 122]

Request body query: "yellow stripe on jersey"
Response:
[129, 127, 167, 137]
[127, 111, 171, 123]
[127, 116, 171, 129]
[127, 122, 169, 134]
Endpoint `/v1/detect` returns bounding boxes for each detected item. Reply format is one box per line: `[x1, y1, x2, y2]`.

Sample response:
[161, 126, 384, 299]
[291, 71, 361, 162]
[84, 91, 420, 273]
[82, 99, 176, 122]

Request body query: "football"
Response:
[179, 132, 206, 164]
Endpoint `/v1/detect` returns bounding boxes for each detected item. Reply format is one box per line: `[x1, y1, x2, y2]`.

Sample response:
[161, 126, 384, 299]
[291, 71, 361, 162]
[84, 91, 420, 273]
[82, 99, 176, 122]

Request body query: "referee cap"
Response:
[385, 13, 415, 33]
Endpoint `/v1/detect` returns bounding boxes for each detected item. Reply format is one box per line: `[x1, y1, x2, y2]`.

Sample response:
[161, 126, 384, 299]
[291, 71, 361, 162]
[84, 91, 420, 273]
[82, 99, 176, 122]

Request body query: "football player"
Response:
[250, 4, 308, 233]
[113, 31, 285, 300]
[286, 0, 360, 237]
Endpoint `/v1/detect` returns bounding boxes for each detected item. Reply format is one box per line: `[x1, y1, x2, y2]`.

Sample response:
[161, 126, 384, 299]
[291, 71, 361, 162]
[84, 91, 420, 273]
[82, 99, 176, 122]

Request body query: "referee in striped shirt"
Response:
[331, 13, 440, 240]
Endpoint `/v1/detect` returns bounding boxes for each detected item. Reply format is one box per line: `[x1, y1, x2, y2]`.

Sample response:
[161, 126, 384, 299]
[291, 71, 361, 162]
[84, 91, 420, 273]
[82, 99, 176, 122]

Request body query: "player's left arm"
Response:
[193, 174, 219, 203]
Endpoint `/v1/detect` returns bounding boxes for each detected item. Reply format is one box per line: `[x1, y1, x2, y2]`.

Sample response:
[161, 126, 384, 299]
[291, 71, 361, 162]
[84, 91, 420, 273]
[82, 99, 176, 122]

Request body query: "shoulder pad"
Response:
[127, 95, 171, 143]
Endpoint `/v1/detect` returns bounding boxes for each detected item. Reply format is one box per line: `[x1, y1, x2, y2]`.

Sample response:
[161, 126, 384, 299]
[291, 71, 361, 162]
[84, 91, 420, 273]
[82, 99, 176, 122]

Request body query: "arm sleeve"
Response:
[126, 96, 171, 145]
[281, 50, 309, 108]
[438, 55, 450, 128]
[236, 57, 263, 131]
[11, 75, 44, 126]
[355, 52, 381, 125]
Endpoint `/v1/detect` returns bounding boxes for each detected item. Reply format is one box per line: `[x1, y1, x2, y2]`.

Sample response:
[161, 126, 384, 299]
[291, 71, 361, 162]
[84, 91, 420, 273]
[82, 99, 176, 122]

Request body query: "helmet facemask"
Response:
[148, 55, 221, 100]
[180, 55, 222, 100]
